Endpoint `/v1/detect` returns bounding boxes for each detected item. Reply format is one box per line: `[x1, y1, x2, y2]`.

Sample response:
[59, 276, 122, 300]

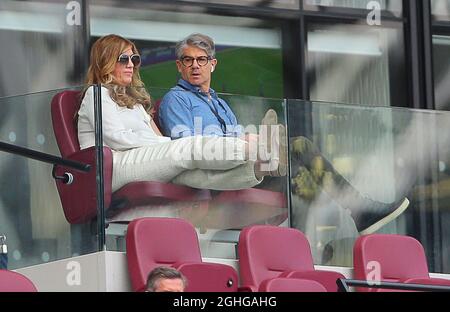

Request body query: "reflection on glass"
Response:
[304, 0, 402, 15]
[432, 0, 450, 20]
[307, 23, 404, 107]
[0, 0, 84, 97]
[288, 99, 450, 273]
[433, 35, 450, 111]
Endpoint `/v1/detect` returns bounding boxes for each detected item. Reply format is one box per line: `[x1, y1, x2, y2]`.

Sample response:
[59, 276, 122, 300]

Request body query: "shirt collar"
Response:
[178, 79, 217, 98]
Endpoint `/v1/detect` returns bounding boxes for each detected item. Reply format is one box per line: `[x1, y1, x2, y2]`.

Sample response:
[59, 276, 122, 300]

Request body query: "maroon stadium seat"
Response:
[353, 234, 450, 292]
[0, 270, 37, 292]
[238, 225, 344, 292]
[126, 217, 238, 292]
[259, 277, 327, 292]
[50, 90, 210, 224]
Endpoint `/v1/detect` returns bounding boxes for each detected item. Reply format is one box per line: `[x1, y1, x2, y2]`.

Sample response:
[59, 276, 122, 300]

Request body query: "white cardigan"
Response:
[77, 86, 171, 151]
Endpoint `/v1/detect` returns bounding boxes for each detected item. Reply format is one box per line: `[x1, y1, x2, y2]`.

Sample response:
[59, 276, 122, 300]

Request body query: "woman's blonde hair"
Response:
[84, 34, 151, 111]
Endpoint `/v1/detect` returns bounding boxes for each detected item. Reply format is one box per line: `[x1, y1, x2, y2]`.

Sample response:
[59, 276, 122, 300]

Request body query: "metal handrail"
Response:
[0, 141, 90, 172]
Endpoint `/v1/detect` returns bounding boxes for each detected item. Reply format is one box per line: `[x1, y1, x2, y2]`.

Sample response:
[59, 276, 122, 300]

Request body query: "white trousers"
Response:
[111, 136, 262, 192]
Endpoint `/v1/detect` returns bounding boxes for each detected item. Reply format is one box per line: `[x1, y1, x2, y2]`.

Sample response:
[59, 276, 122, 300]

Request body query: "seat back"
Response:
[353, 234, 430, 292]
[0, 270, 37, 292]
[238, 225, 315, 289]
[152, 99, 162, 131]
[51, 90, 113, 223]
[127, 217, 237, 292]
[51, 90, 82, 157]
[259, 277, 327, 292]
[126, 217, 203, 292]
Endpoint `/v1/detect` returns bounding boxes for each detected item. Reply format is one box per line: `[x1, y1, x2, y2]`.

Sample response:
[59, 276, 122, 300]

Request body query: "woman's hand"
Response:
[150, 119, 164, 136]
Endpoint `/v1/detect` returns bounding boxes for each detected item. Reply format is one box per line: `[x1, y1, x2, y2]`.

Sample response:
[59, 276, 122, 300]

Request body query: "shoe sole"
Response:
[269, 124, 287, 176]
[359, 198, 410, 235]
[262, 109, 278, 126]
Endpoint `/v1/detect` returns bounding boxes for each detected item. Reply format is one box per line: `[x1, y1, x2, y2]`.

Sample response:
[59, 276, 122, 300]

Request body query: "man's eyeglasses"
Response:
[180, 56, 212, 67]
[117, 54, 141, 67]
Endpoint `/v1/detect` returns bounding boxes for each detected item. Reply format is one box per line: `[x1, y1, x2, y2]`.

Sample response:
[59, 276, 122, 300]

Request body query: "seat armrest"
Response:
[238, 285, 256, 292]
[173, 262, 238, 292]
[259, 277, 327, 292]
[280, 270, 345, 292]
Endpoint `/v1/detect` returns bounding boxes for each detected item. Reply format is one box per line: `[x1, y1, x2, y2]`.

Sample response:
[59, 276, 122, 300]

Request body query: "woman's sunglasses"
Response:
[117, 53, 141, 67]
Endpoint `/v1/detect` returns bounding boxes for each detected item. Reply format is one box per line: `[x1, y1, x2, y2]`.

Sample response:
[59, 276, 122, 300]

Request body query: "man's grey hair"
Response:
[146, 266, 187, 292]
[175, 33, 216, 59]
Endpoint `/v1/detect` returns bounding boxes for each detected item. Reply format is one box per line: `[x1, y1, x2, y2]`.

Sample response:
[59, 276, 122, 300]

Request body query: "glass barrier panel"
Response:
[287, 99, 450, 273]
[101, 87, 289, 260]
[0, 86, 100, 270]
[5, 83, 450, 273]
[306, 21, 406, 107]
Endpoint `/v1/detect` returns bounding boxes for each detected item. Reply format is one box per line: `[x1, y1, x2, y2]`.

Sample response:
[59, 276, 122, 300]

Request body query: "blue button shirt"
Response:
[159, 79, 242, 139]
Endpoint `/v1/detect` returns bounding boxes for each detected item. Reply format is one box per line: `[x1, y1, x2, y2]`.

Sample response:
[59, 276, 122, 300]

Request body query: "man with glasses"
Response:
[158, 33, 287, 229]
[159, 33, 242, 139]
